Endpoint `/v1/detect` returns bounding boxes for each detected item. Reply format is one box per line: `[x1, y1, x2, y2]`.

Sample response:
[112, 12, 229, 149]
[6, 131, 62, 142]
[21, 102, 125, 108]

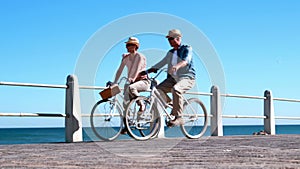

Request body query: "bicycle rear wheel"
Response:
[181, 98, 208, 139]
[90, 100, 123, 141]
[125, 96, 160, 141]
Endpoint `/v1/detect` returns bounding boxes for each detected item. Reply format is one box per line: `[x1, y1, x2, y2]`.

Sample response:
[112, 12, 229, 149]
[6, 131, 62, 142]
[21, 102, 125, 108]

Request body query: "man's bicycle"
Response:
[124, 69, 208, 141]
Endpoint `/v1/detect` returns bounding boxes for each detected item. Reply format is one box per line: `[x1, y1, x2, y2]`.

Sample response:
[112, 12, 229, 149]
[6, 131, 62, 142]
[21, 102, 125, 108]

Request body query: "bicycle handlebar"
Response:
[118, 77, 129, 85]
[150, 68, 168, 80]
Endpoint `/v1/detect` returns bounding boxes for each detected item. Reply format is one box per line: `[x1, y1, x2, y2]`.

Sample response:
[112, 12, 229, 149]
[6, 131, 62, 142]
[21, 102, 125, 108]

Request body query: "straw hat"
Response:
[125, 37, 140, 47]
[166, 29, 182, 38]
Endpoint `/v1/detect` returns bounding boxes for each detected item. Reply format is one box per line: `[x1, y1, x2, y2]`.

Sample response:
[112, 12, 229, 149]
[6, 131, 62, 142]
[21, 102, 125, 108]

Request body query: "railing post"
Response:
[264, 90, 275, 135]
[156, 114, 165, 138]
[65, 75, 83, 142]
[210, 85, 223, 136]
[155, 95, 165, 138]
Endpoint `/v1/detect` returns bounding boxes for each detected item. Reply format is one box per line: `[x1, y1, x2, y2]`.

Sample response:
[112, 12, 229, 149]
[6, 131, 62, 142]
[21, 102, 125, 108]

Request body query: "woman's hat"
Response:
[125, 37, 140, 47]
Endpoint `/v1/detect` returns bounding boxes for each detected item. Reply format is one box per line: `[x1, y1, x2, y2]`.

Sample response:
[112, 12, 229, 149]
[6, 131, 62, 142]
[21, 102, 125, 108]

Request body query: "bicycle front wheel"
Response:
[90, 100, 123, 141]
[181, 98, 208, 139]
[125, 96, 160, 141]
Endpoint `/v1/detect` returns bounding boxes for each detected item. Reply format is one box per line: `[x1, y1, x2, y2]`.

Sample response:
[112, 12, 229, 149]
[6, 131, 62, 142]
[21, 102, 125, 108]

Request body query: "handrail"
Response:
[186, 91, 212, 96]
[0, 81, 67, 89]
[0, 112, 66, 117]
[1, 78, 300, 140]
[221, 93, 266, 100]
[273, 97, 300, 103]
[79, 85, 105, 90]
[275, 116, 300, 120]
[222, 115, 267, 119]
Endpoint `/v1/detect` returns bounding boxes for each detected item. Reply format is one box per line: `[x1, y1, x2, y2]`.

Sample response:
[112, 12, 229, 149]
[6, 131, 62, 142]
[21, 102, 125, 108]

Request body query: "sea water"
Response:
[0, 125, 299, 145]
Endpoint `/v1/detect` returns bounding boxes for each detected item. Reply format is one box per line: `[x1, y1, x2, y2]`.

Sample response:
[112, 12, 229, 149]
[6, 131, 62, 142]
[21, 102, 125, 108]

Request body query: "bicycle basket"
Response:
[99, 84, 121, 99]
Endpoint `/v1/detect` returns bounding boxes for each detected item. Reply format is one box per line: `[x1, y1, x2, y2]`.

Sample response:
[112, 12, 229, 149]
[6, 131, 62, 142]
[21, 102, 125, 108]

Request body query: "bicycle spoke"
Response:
[181, 98, 208, 139]
[90, 100, 123, 141]
[125, 96, 160, 141]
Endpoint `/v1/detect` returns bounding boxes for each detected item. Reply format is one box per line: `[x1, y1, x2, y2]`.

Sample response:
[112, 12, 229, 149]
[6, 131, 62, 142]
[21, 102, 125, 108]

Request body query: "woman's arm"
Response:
[113, 60, 126, 83]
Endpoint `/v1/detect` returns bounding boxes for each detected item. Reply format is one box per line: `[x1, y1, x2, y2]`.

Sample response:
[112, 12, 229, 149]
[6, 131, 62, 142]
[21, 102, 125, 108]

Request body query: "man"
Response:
[143, 29, 196, 126]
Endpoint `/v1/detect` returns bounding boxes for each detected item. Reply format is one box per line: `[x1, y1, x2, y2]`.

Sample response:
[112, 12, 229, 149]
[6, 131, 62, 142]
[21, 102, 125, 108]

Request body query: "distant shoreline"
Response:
[1, 124, 300, 129]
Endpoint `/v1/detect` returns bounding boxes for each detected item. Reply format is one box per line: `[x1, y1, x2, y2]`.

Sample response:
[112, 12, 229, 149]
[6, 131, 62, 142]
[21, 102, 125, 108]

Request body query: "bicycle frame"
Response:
[146, 69, 200, 121]
[101, 76, 129, 120]
[124, 69, 209, 140]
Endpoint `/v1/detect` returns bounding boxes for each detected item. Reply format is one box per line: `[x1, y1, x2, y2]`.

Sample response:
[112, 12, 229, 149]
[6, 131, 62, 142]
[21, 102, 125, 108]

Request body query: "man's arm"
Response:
[169, 60, 188, 75]
[169, 46, 192, 75]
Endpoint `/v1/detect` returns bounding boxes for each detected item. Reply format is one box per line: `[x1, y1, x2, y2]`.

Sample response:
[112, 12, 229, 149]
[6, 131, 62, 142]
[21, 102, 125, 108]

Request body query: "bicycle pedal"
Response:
[136, 126, 147, 130]
[189, 115, 197, 121]
[128, 120, 135, 126]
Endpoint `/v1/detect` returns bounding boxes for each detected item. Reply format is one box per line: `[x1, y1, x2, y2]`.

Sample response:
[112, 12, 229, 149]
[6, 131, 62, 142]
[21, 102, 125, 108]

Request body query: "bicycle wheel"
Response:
[90, 99, 123, 141]
[180, 98, 208, 139]
[125, 96, 160, 141]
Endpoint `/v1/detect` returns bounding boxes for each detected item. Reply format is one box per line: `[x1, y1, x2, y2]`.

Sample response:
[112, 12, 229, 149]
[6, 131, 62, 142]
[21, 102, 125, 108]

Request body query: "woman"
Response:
[113, 37, 150, 112]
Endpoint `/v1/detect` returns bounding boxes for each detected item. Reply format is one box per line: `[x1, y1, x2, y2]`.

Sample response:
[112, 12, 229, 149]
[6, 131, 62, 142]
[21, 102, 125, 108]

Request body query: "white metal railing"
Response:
[0, 112, 65, 117]
[0, 81, 67, 118]
[273, 97, 300, 103]
[79, 85, 105, 90]
[1, 76, 300, 141]
[211, 87, 300, 136]
[0, 81, 67, 89]
[0, 75, 82, 142]
[222, 115, 266, 119]
[221, 93, 266, 100]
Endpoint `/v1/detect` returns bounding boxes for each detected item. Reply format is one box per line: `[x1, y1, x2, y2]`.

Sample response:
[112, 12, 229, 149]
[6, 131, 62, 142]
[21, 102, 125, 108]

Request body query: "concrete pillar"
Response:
[156, 115, 165, 138]
[65, 75, 83, 142]
[264, 90, 275, 135]
[210, 85, 223, 136]
[155, 96, 165, 138]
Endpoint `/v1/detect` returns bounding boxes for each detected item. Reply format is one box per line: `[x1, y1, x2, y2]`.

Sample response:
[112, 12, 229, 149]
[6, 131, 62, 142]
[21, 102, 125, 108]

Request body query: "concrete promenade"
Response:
[0, 135, 300, 169]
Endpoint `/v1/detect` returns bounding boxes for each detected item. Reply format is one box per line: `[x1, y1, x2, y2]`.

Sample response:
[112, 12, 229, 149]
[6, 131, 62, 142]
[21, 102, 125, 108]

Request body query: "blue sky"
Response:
[0, 0, 300, 127]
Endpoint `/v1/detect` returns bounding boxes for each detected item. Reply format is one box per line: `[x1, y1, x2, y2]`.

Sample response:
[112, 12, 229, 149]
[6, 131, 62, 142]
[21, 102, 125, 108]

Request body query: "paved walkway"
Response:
[0, 135, 300, 168]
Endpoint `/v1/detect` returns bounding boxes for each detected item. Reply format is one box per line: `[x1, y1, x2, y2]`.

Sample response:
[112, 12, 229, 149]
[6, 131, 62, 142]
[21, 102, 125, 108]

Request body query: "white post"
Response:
[156, 115, 165, 138]
[264, 90, 275, 135]
[65, 75, 83, 142]
[210, 85, 223, 136]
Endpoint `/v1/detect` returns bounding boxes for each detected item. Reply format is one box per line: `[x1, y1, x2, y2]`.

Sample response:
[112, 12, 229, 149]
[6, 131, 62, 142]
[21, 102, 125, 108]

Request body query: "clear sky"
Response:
[0, 0, 299, 127]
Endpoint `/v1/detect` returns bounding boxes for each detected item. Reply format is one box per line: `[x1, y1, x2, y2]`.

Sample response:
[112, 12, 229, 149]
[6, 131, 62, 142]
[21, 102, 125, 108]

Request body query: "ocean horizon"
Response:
[0, 125, 299, 145]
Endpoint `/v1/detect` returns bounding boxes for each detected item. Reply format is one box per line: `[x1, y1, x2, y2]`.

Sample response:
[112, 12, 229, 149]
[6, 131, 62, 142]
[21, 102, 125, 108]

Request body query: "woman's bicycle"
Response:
[90, 77, 154, 141]
[90, 77, 128, 141]
[124, 69, 208, 141]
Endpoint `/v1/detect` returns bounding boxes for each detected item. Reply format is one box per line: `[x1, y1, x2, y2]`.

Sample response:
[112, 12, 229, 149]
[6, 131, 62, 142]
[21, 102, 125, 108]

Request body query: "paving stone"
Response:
[0, 135, 300, 168]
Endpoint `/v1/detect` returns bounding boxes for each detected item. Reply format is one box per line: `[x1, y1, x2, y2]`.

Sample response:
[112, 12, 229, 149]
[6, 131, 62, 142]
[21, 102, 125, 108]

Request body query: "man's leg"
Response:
[156, 77, 176, 104]
[172, 77, 195, 117]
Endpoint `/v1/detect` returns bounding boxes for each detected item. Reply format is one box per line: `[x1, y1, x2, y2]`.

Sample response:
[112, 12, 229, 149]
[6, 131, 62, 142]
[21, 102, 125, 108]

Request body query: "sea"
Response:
[0, 125, 299, 145]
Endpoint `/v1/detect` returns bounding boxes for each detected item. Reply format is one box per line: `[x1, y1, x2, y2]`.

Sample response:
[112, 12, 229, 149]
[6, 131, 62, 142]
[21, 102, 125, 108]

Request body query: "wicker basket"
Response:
[99, 84, 121, 99]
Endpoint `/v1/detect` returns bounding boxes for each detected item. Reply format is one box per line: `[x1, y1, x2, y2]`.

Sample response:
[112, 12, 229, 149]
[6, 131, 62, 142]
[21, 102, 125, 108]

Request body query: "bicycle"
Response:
[90, 77, 153, 141]
[124, 68, 208, 141]
[90, 77, 128, 141]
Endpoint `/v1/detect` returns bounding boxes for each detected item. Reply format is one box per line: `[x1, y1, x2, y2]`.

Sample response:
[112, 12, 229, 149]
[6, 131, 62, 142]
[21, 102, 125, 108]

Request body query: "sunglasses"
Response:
[126, 44, 136, 47]
[168, 37, 175, 41]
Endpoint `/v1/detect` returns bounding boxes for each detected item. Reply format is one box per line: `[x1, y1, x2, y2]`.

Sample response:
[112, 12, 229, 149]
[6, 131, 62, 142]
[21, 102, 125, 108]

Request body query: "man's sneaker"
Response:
[167, 117, 184, 127]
